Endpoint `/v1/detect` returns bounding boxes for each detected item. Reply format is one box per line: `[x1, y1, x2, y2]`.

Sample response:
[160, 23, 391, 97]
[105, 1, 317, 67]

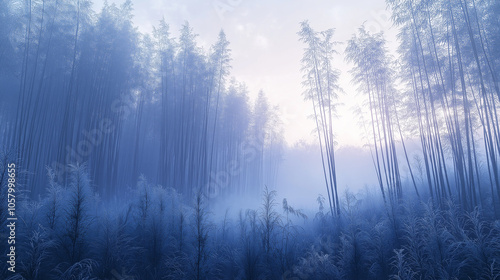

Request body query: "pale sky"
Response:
[94, 0, 399, 147]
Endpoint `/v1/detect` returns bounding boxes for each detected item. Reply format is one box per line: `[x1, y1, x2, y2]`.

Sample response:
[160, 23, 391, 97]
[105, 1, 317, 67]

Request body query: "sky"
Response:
[94, 0, 399, 147]
[88, 0, 407, 208]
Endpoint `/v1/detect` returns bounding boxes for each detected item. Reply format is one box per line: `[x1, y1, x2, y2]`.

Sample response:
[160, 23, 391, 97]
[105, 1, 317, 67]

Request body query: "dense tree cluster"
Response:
[0, 0, 283, 199]
[293, 0, 500, 277]
[1, 0, 500, 279]
[300, 0, 500, 217]
[385, 0, 500, 213]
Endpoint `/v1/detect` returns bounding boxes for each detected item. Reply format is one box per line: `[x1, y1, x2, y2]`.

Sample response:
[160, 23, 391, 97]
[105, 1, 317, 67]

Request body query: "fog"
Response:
[276, 144, 379, 209]
[1, 0, 500, 279]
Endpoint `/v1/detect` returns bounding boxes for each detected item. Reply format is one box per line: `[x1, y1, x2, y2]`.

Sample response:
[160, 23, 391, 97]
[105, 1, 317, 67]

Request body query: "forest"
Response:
[0, 0, 500, 279]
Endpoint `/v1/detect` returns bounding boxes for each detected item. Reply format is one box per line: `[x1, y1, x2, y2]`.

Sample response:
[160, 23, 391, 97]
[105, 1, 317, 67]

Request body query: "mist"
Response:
[1, 0, 500, 279]
[276, 144, 379, 209]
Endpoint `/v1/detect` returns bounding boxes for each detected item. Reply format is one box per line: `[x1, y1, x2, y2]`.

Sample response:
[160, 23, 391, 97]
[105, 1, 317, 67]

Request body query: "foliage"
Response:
[3, 168, 500, 280]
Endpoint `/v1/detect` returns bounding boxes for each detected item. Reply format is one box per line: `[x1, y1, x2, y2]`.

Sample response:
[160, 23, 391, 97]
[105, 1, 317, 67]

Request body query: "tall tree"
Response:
[298, 21, 342, 216]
